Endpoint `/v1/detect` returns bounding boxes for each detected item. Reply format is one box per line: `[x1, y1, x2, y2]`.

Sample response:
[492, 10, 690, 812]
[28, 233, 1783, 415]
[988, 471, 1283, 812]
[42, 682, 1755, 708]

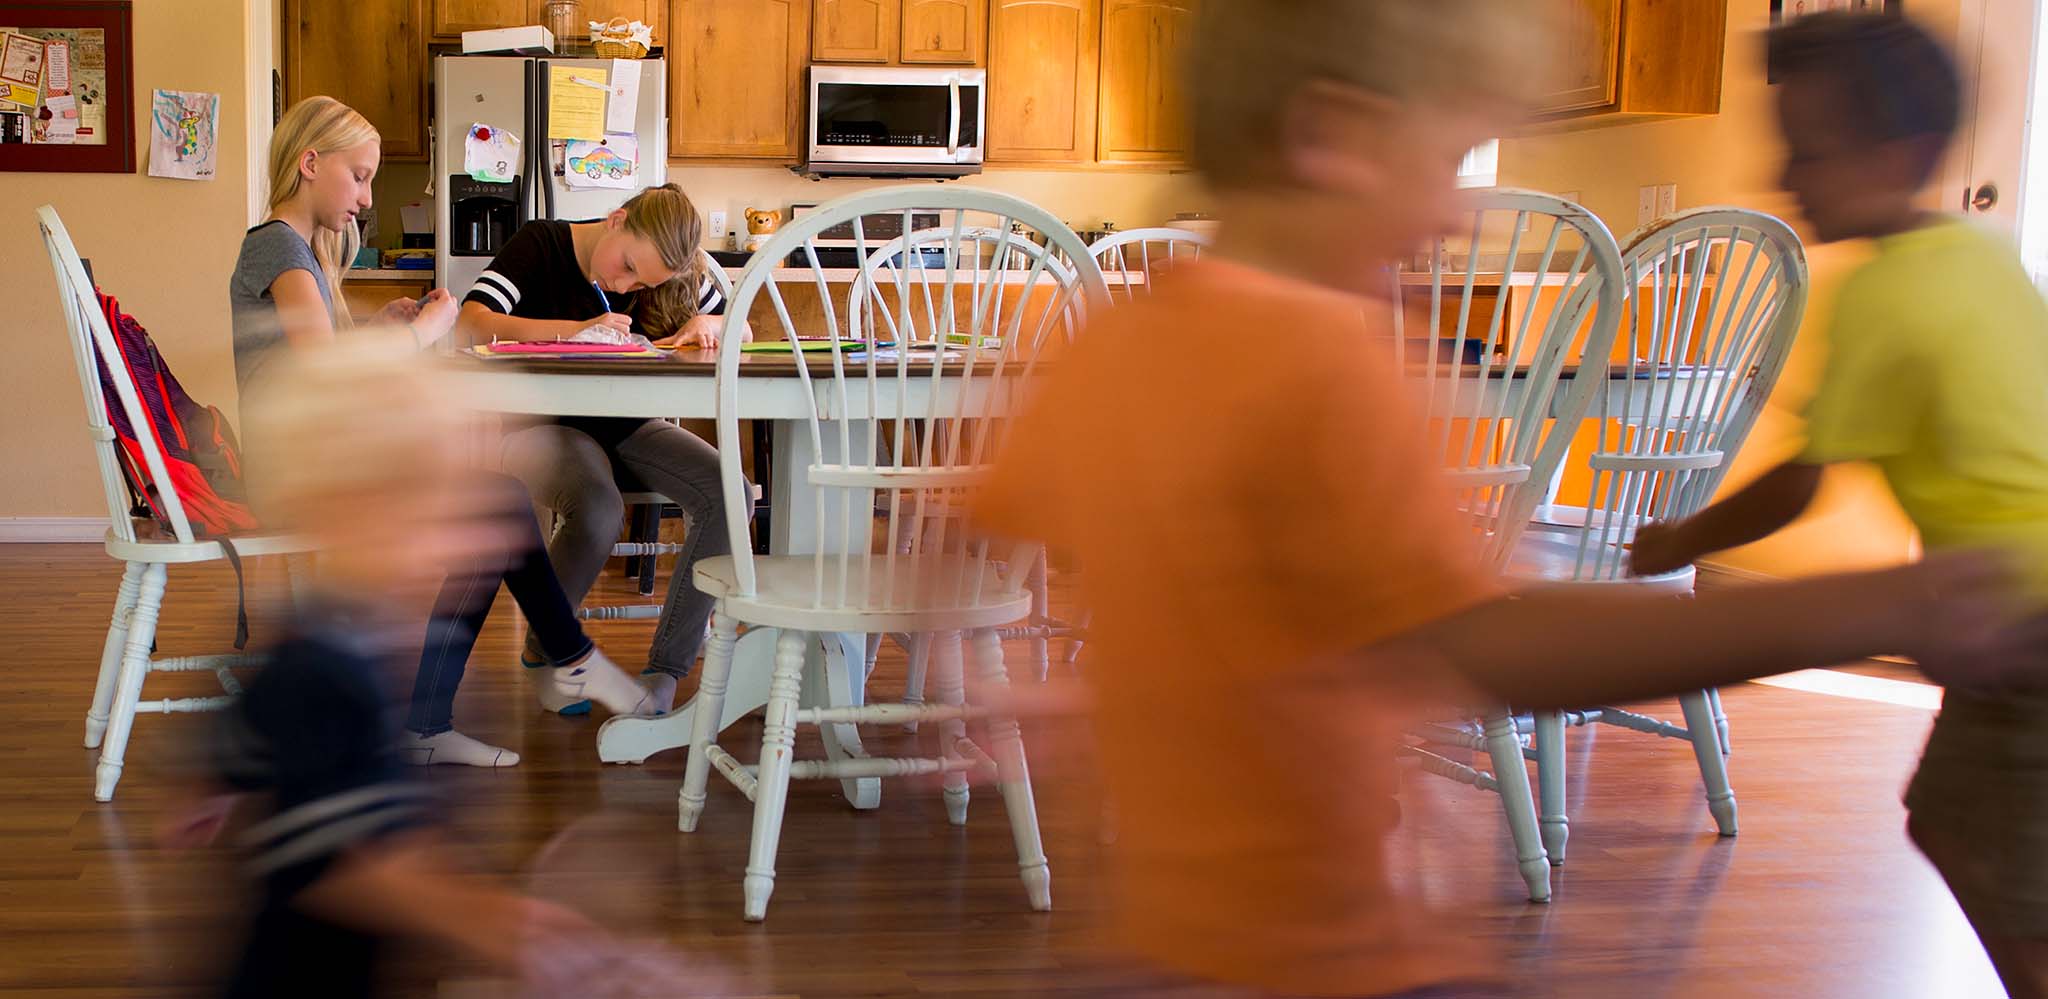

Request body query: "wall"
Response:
[1498, 0, 1964, 578]
[1, 0, 260, 528]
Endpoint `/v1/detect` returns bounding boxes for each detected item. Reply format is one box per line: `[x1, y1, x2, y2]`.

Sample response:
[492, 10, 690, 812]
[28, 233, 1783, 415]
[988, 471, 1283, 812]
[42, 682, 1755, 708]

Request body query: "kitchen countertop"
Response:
[347, 268, 434, 281]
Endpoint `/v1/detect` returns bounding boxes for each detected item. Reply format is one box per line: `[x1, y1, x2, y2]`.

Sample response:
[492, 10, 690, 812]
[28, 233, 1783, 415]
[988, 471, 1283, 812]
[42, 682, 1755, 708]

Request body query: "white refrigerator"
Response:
[433, 55, 668, 298]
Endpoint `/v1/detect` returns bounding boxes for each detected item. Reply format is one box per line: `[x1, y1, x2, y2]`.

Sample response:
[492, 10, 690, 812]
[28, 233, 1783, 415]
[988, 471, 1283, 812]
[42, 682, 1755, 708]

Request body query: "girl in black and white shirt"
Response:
[457, 183, 752, 712]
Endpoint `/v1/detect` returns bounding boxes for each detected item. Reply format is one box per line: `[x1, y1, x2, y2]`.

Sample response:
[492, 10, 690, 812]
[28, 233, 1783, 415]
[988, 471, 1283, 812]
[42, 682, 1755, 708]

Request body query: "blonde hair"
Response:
[1190, 0, 1539, 190]
[241, 332, 465, 531]
[617, 183, 705, 339]
[267, 97, 380, 328]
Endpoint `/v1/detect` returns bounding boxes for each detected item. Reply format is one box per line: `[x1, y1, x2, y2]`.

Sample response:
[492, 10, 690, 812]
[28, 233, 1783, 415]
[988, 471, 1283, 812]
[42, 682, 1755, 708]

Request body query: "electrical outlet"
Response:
[1638, 185, 1659, 226]
[708, 210, 729, 241]
[1655, 183, 1678, 219]
[1559, 190, 1583, 205]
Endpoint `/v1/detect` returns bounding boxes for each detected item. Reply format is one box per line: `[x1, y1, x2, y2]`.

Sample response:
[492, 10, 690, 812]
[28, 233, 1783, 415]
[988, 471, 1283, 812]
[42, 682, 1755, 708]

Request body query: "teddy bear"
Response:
[743, 208, 780, 253]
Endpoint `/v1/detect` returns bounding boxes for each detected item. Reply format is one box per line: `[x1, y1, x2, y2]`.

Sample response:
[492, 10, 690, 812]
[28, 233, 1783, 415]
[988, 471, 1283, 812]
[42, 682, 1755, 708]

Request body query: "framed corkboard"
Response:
[0, 1, 135, 173]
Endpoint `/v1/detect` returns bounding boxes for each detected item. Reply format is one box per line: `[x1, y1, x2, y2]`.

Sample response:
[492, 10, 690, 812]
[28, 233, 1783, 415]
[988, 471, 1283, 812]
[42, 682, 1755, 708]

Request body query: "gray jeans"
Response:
[500, 419, 750, 677]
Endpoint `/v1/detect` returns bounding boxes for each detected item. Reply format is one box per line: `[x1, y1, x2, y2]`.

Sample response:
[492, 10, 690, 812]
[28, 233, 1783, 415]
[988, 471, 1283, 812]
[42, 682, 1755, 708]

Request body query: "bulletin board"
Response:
[0, 0, 134, 173]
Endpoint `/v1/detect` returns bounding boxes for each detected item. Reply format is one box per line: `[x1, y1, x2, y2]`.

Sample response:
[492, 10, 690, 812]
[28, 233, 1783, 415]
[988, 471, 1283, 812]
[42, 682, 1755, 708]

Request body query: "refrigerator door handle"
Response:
[537, 60, 555, 221]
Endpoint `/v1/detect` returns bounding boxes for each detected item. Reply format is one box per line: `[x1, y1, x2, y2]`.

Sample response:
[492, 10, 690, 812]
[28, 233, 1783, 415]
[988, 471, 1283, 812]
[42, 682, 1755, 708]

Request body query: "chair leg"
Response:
[1026, 552, 1051, 683]
[1707, 686, 1731, 756]
[95, 563, 167, 802]
[969, 627, 1052, 911]
[932, 631, 970, 825]
[1680, 690, 1738, 836]
[86, 561, 146, 749]
[1532, 710, 1568, 865]
[679, 610, 740, 833]
[742, 629, 808, 922]
[902, 632, 933, 734]
[1483, 710, 1551, 902]
[636, 505, 661, 597]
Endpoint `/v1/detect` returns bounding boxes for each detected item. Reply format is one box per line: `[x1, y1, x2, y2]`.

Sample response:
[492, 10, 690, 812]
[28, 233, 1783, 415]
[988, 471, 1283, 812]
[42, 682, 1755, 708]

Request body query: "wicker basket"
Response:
[590, 17, 650, 58]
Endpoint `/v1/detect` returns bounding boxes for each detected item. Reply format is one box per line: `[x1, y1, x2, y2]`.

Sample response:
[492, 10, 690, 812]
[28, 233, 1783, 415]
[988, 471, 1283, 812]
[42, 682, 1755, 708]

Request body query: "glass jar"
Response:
[543, 0, 584, 50]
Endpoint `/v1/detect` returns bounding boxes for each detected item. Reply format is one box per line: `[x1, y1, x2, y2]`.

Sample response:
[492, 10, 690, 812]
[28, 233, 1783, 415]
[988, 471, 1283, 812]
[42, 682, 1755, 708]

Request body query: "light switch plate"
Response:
[1560, 190, 1583, 205]
[708, 210, 729, 241]
[1638, 186, 1659, 226]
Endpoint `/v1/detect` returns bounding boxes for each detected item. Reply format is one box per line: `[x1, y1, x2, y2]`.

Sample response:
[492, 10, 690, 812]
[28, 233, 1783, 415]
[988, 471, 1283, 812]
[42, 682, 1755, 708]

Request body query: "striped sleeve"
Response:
[698, 275, 726, 316]
[469, 268, 522, 314]
[239, 782, 435, 879]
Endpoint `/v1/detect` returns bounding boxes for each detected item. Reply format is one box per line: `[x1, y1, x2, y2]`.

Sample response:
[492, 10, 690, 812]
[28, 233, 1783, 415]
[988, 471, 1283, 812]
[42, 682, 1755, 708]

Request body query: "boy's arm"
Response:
[1629, 461, 1824, 576]
[1367, 552, 2026, 709]
[297, 831, 603, 965]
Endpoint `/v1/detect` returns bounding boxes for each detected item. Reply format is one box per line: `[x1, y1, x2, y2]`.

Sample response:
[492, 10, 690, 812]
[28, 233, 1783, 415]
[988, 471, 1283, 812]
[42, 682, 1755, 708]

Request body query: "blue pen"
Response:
[592, 281, 612, 314]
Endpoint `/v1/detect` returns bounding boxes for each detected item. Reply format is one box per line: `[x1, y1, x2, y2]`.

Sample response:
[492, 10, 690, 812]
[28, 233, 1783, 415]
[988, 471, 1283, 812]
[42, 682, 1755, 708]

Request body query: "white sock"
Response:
[549, 649, 660, 717]
[403, 729, 520, 768]
[640, 671, 679, 716]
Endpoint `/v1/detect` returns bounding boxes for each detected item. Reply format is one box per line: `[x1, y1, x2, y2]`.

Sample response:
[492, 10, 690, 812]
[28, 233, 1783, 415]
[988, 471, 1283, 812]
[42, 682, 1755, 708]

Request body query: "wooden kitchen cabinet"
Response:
[284, 0, 430, 161]
[814, 0, 898, 62]
[581, 0, 666, 43]
[672, 0, 812, 160]
[901, 0, 985, 64]
[429, 0, 537, 41]
[987, 0, 1099, 164]
[1536, 0, 1621, 114]
[1095, 0, 1195, 164]
[1530, 0, 1725, 125]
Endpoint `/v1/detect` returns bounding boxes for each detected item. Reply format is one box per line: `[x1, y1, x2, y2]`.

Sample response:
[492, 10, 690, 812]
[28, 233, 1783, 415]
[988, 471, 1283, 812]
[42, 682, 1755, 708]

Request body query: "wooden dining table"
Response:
[440, 346, 1719, 782]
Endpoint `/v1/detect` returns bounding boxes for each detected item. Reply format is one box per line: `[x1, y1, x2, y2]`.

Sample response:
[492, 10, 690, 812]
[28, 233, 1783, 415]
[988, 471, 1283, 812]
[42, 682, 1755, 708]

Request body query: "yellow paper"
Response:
[547, 66, 607, 140]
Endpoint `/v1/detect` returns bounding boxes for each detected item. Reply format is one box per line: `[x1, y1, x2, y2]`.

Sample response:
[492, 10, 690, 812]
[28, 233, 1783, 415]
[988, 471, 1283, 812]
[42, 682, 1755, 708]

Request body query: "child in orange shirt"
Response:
[976, 1, 2048, 995]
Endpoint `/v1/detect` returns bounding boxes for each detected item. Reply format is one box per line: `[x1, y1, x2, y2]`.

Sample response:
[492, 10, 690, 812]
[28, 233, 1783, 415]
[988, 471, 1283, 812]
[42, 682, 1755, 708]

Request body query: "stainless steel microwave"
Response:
[806, 66, 986, 178]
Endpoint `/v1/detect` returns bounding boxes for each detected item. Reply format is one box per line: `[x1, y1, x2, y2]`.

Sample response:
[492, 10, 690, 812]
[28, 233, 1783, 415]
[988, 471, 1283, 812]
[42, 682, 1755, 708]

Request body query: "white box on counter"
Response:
[460, 25, 554, 55]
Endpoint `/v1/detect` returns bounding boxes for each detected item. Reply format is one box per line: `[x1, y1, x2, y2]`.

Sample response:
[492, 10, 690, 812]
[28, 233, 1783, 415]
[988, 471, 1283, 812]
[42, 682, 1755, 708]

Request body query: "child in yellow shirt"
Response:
[1631, 13, 2048, 997]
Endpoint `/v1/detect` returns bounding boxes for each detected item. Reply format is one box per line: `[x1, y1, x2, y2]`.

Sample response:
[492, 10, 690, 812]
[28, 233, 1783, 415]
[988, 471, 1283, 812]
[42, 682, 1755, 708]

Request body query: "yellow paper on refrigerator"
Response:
[547, 66, 607, 140]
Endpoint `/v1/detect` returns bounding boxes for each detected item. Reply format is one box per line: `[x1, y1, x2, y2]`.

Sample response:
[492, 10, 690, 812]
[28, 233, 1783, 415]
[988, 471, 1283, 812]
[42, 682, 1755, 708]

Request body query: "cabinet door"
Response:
[672, 0, 812, 159]
[814, 0, 898, 62]
[285, 0, 429, 161]
[430, 0, 537, 41]
[1533, 0, 1622, 114]
[582, 0, 667, 44]
[987, 0, 1099, 164]
[1096, 0, 1194, 164]
[901, 0, 985, 64]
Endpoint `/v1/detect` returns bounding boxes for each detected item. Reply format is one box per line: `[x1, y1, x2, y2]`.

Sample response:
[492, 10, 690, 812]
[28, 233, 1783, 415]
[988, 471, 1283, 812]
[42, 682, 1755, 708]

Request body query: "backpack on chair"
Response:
[93, 290, 262, 645]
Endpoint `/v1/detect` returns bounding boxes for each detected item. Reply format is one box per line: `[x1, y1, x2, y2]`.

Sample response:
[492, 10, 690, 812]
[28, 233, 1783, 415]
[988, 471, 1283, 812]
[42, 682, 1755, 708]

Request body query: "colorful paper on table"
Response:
[42, 39, 67, 94]
[547, 65, 607, 140]
[464, 122, 520, 182]
[147, 89, 219, 181]
[605, 59, 640, 134]
[740, 339, 866, 353]
[470, 342, 666, 359]
[564, 136, 636, 190]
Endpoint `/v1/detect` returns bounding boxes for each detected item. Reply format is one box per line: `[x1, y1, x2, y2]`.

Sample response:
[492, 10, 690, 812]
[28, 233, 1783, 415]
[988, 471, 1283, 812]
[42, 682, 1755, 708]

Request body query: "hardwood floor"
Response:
[0, 545, 2010, 997]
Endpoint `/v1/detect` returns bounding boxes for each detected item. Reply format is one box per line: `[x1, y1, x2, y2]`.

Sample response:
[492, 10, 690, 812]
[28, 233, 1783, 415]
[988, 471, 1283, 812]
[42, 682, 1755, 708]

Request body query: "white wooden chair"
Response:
[1391, 189, 1626, 903]
[591, 249, 742, 622]
[676, 188, 1108, 921]
[848, 226, 1085, 726]
[1512, 208, 1808, 864]
[1088, 226, 1208, 306]
[38, 205, 314, 802]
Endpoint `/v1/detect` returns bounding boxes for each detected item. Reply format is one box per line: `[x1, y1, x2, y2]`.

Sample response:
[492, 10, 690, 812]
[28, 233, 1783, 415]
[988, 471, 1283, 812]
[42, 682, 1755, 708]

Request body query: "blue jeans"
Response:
[406, 474, 593, 736]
